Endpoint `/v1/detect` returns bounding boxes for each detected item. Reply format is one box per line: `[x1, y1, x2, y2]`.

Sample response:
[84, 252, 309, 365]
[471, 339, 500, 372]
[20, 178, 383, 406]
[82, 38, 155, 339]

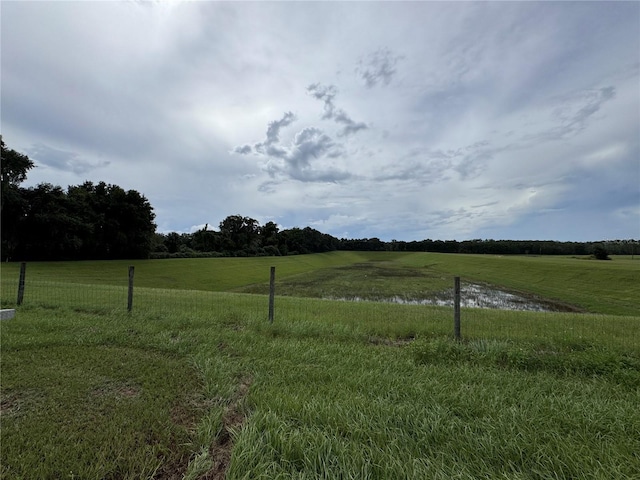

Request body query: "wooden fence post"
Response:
[454, 276, 461, 340]
[128, 266, 135, 312]
[17, 262, 26, 306]
[268, 266, 275, 323]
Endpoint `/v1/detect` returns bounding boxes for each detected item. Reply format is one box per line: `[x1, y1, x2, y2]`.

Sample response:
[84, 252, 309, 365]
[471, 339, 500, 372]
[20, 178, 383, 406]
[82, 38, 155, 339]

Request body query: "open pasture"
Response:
[2, 251, 637, 315]
[1, 252, 639, 479]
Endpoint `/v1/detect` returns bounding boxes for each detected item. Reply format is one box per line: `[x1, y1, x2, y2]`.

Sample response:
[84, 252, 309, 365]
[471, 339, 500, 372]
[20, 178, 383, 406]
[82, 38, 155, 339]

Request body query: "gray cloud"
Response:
[265, 111, 296, 145]
[374, 160, 449, 185]
[357, 47, 404, 88]
[454, 151, 492, 180]
[307, 83, 368, 136]
[307, 83, 338, 119]
[254, 112, 297, 157]
[266, 127, 350, 183]
[234, 112, 298, 158]
[27, 143, 110, 175]
[520, 86, 617, 144]
[289, 127, 334, 167]
[334, 111, 368, 137]
[233, 144, 252, 155]
[374, 140, 493, 185]
[236, 111, 350, 184]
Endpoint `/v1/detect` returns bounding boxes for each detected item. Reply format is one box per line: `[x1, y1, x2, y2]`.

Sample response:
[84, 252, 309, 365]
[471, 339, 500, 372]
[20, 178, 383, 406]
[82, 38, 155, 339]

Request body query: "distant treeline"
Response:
[2, 138, 637, 261]
[151, 216, 340, 258]
[153, 221, 638, 259]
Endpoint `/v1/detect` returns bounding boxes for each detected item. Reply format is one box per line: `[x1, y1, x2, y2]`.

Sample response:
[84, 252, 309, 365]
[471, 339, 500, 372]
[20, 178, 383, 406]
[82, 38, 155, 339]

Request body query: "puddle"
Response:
[328, 283, 565, 312]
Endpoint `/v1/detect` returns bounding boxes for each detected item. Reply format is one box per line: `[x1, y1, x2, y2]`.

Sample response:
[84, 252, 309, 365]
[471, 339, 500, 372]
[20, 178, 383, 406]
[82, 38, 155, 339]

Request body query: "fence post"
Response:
[454, 276, 461, 340]
[17, 262, 26, 306]
[268, 266, 275, 323]
[128, 266, 135, 312]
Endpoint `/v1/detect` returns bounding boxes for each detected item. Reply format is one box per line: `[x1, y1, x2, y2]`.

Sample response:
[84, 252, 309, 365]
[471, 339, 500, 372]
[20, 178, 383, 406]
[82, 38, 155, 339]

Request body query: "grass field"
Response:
[1, 251, 638, 314]
[1, 253, 639, 479]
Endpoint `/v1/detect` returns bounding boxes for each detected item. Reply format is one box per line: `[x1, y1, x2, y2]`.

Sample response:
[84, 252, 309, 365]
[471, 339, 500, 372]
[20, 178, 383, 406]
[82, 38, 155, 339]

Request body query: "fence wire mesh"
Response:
[1, 265, 638, 353]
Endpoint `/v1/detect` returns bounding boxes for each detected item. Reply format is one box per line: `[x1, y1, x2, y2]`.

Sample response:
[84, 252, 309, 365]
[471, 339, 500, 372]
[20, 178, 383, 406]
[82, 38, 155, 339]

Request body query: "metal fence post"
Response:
[128, 266, 135, 312]
[17, 262, 26, 306]
[268, 266, 275, 323]
[454, 276, 461, 340]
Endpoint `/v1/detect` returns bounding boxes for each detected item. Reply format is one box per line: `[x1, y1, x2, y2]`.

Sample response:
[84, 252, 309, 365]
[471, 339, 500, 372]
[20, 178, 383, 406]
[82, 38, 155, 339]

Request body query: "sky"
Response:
[2, 0, 639, 242]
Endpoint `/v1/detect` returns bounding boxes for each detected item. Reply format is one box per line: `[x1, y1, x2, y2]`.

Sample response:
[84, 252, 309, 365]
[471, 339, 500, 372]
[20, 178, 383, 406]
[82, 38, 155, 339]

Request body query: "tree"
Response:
[192, 227, 222, 252]
[1, 139, 35, 259]
[259, 221, 279, 245]
[593, 245, 611, 260]
[219, 215, 260, 252]
[1, 137, 34, 194]
[17, 183, 83, 260]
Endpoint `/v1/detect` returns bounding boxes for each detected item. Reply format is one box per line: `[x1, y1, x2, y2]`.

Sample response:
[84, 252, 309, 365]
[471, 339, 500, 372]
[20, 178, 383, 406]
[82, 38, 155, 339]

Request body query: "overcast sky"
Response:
[2, 1, 639, 241]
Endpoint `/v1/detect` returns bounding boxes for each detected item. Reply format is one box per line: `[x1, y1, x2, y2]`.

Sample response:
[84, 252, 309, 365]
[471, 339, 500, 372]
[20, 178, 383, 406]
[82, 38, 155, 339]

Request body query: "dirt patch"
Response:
[202, 377, 252, 480]
[171, 393, 215, 436]
[340, 263, 427, 278]
[0, 390, 43, 418]
[91, 380, 141, 399]
[1, 393, 20, 417]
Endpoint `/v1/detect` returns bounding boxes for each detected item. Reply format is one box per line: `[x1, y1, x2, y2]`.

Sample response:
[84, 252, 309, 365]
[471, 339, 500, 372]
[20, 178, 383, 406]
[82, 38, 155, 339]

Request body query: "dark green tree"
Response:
[1, 137, 34, 195]
[192, 225, 222, 252]
[592, 245, 611, 260]
[1, 138, 35, 259]
[4, 176, 156, 260]
[219, 215, 260, 253]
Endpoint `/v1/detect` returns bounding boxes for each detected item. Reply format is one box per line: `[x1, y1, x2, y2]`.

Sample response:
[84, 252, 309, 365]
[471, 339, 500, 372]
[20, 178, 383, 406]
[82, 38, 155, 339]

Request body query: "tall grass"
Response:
[2, 290, 639, 478]
[1, 253, 639, 478]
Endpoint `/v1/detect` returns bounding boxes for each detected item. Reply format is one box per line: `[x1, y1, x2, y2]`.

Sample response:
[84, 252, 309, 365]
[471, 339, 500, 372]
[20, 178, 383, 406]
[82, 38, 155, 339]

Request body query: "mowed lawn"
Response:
[1, 253, 639, 479]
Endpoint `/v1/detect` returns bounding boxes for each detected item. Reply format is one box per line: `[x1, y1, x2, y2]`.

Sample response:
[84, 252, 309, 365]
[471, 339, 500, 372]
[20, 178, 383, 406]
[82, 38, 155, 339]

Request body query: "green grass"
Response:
[2, 298, 638, 479]
[2, 251, 638, 314]
[0, 251, 370, 293]
[235, 252, 639, 315]
[394, 253, 639, 316]
[1, 310, 203, 479]
[1, 253, 639, 478]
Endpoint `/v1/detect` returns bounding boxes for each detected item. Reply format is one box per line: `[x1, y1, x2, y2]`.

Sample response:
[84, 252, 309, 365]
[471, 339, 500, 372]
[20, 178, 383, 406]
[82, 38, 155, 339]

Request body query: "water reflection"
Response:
[329, 283, 561, 312]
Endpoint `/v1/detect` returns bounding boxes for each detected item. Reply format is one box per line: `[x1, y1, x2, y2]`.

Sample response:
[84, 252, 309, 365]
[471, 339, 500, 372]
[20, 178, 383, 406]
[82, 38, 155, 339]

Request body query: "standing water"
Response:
[330, 283, 568, 312]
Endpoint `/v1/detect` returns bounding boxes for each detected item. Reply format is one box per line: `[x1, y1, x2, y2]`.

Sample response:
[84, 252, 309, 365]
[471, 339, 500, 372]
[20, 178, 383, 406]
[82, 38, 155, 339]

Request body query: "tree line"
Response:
[153, 229, 637, 258]
[2, 138, 637, 261]
[152, 217, 340, 258]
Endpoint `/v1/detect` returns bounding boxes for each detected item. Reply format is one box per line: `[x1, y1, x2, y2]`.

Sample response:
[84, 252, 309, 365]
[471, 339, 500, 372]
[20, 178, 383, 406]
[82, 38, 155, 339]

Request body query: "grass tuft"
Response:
[413, 337, 640, 387]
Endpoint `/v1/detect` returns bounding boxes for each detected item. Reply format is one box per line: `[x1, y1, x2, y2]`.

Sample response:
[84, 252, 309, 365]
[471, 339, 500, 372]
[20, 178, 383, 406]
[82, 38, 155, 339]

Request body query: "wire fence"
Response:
[1, 264, 638, 352]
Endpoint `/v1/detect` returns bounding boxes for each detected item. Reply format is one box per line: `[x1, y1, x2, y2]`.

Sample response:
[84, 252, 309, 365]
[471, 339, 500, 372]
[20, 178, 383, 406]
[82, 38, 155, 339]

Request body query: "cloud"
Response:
[247, 111, 298, 158]
[527, 86, 617, 142]
[233, 144, 252, 155]
[26, 143, 110, 175]
[454, 151, 493, 181]
[334, 111, 368, 137]
[356, 47, 404, 88]
[265, 127, 351, 183]
[235, 112, 351, 184]
[306, 83, 368, 136]
[2, 1, 638, 241]
[307, 83, 338, 119]
[265, 111, 297, 146]
[234, 112, 298, 158]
